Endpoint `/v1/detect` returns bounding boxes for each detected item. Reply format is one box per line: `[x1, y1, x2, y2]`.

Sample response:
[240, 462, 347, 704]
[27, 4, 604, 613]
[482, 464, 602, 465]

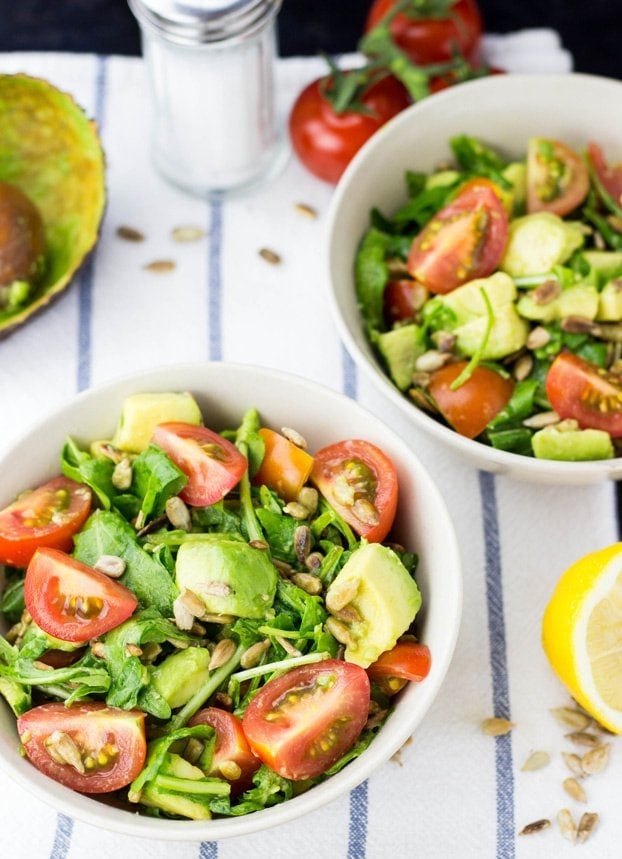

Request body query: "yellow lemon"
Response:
[542, 542, 622, 733]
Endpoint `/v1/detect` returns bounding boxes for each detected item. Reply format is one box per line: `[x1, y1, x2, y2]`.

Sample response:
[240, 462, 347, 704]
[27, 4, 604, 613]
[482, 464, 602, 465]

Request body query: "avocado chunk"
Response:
[501, 161, 527, 214]
[597, 279, 622, 321]
[175, 539, 278, 619]
[112, 391, 203, 453]
[375, 324, 425, 390]
[425, 169, 460, 190]
[140, 753, 214, 820]
[150, 646, 212, 709]
[0, 676, 30, 716]
[500, 212, 586, 277]
[517, 282, 599, 323]
[325, 542, 421, 668]
[532, 424, 614, 461]
[583, 250, 622, 281]
[434, 271, 528, 359]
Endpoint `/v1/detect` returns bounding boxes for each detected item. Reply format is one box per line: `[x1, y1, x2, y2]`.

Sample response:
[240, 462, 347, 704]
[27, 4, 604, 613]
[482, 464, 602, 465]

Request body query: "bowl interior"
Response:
[327, 73, 622, 483]
[0, 362, 462, 840]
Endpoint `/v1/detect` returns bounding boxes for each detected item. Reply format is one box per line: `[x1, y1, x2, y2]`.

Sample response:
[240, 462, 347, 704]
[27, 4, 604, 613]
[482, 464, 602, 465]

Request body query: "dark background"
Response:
[1, 1, 620, 80]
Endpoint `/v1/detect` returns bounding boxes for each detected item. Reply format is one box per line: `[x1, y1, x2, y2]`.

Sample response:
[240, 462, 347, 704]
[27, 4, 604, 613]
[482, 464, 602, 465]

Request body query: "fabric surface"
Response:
[0, 33, 619, 859]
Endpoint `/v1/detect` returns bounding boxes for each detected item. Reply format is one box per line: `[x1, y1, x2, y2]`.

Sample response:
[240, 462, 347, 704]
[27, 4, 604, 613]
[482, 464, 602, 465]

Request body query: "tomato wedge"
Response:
[241, 660, 370, 781]
[311, 439, 398, 542]
[17, 702, 146, 793]
[527, 138, 589, 216]
[252, 427, 314, 502]
[188, 707, 260, 794]
[0, 476, 92, 568]
[367, 641, 432, 684]
[383, 278, 422, 324]
[24, 547, 138, 643]
[428, 362, 514, 439]
[151, 422, 247, 507]
[587, 142, 622, 207]
[546, 352, 622, 436]
[407, 179, 508, 294]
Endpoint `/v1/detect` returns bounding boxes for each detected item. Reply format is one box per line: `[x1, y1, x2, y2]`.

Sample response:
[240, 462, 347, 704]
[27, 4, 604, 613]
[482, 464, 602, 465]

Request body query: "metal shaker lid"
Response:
[128, 0, 282, 45]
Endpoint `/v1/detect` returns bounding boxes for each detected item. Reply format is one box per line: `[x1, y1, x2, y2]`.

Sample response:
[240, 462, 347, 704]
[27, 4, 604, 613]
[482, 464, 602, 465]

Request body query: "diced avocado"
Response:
[425, 169, 460, 189]
[20, 622, 82, 652]
[517, 283, 599, 323]
[112, 391, 203, 453]
[0, 676, 31, 716]
[375, 324, 425, 390]
[532, 425, 614, 461]
[501, 161, 526, 213]
[150, 646, 212, 709]
[140, 752, 213, 820]
[175, 540, 278, 619]
[597, 279, 622, 321]
[436, 271, 528, 359]
[583, 250, 622, 280]
[325, 542, 421, 668]
[500, 212, 586, 277]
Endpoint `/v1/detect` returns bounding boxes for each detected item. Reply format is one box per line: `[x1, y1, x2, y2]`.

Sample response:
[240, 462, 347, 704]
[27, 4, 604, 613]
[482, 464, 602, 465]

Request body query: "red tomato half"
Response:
[152, 422, 247, 507]
[546, 352, 622, 436]
[383, 279, 421, 324]
[311, 440, 398, 542]
[587, 142, 622, 206]
[407, 179, 509, 294]
[252, 428, 314, 502]
[241, 660, 370, 781]
[17, 702, 146, 793]
[527, 138, 589, 216]
[428, 362, 514, 439]
[289, 73, 411, 184]
[0, 476, 92, 568]
[24, 548, 138, 643]
[188, 707, 260, 794]
[367, 641, 432, 684]
[365, 0, 483, 66]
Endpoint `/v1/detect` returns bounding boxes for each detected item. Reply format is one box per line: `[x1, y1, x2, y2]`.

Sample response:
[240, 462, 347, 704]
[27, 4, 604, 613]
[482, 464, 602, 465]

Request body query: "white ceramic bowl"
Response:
[0, 362, 461, 840]
[327, 72, 622, 484]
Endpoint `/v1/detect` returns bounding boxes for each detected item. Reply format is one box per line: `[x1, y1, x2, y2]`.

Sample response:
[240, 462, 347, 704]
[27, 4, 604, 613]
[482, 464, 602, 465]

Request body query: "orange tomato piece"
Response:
[252, 428, 314, 502]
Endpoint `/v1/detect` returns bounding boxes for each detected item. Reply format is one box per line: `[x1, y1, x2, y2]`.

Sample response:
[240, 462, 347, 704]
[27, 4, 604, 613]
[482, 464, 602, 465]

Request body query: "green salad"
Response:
[356, 134, 622, 460]
[0, 391, 428, 819]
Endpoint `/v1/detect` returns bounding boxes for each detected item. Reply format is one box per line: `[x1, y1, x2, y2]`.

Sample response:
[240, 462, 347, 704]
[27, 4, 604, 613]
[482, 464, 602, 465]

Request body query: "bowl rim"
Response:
[0, 360, 463, 840]
[325, 72, 622, 482]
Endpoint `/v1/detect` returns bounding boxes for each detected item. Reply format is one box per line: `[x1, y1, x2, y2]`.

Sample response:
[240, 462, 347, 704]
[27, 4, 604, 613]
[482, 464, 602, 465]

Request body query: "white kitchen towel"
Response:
[0, 31, 619, 859]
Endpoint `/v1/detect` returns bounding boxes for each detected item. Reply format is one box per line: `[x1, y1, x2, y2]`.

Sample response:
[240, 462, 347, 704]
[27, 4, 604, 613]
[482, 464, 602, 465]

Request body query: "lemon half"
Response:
[542, 542, 622, 733]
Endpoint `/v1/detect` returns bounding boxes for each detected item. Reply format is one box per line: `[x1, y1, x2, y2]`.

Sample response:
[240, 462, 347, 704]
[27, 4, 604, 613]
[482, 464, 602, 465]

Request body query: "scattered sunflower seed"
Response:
[240, 639, 271, 670]
[325, 616, 355, 648]
[173, 594, 195, 631]
[178, 588, 207, 618]
[219, 760, 242, 781]
[171, 225, 206, 242]
[184, 737, 205, 764]
[558, 808, 578, 843]
[259, 247, 281, 265]
[523, 410, 561, 429]
[281, 426, 307, 449]
[297, 486, 318, 516]
[533, 279, 561, 305]
[143, 259, 176, 273]
[90, 641, 106, 659]
[116, 225, 145, 242]
[326, 579, 358, 613]
[93, 554, 126, 578]
[519, 819, 551, 836]
[291, 571, 322, 595]
[551, 707, 592, 731]
[581, 743, 611, 775]
[563, 777, 587, 803]
[283, 501, 309, 520]
[521, 750, 551, 772]
[481, 717, 515, 736]
[415, 349, 450, 373]
[165, 496, 192, 531]
[513, 353, 534, 382]
[526, 325, 551, 350]
[209, 638, 237, 670]
[577, 812, 599, 844]
[126, 643, 143, 657]
[565, 730, 600, 748]
[562, 751, 585, 778]
[294, 202, 317, 219]
[112, 457, 133, 490]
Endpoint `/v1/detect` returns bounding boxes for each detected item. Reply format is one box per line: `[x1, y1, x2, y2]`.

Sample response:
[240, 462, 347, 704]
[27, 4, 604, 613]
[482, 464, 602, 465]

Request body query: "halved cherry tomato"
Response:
[151, 422, 247, 507]
[0, 476, 92, 568]
[24, 547, 138, 643]
[526, 138, 589, 216]
[367, 641, 432, 684]
[428, 362, 514, 439]
[587, 142, 622, 207]
[188, 707, 260, 794]
[365, 0, 483, 66]
[384, 278, 421, 324]
[289, 73, 411, 185]
[546, 352, 622, 436]
[241, 660, 370, 781]
[407, 178, 509, 294]
[311, 440, 398, 542]
[252, 428, 314, 502]
[17, 701, 146, 793]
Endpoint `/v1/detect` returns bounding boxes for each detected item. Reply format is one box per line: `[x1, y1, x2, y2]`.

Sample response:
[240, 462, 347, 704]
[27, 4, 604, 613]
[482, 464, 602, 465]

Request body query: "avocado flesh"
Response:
[0, 676, 30, 716]
[111, 391, 203, 453]
[375, 324, 425, 390]
[140, 753, 213, 820]
[150, 646, 212, 709]
[0, 74, 105, 336]
[325, 542, 421, 668]
[597, 280, 622, 321]
[500, 212, 585, 277]
[517, 283, 600, 323]
[532, 425, 614, 461]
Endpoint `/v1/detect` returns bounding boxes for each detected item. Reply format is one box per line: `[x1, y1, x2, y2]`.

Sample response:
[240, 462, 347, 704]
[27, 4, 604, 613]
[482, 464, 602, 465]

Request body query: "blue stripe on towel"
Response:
[49, 813, 73, 859]
[77, 54, 108, 392]
[208, 197, 223, 361]
[348, 780, 369, 859]
[198, 842, 218, 859]
[479, 471, 515, 859]
[342, 345, 357, 400]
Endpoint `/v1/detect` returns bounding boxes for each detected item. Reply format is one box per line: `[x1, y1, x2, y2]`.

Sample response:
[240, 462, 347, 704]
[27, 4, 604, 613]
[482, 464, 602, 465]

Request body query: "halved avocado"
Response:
[0, 73, 105, 336]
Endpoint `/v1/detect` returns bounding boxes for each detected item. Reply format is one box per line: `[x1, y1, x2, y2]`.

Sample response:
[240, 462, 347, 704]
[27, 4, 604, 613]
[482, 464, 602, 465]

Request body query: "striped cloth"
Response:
[0, 33, 619, 859]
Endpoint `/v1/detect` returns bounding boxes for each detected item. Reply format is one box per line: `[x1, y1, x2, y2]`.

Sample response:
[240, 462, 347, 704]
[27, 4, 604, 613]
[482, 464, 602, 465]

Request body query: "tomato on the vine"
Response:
[527, 138, 589, 217]
[546, 352, 622, 436]
[0, 476, 92, 568]
[365, 0, 483, 66]
[289, 73, 411, 184]
[241, 660, 370, 781]
[407, 178, 509, 294]
[17, 702, 146, 793]
[428, 362, 514, 438]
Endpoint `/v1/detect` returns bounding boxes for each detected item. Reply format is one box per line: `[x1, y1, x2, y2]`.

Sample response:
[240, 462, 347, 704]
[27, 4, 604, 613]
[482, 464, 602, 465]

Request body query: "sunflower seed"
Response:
[581, 743, 611, 775]
[523, 410, 561, 429]
[165, 495, 192, 531]
[274, 634, 301, 656]
[179, 588, 207, 618]
[565, 730, 600, 748]
[521, 750, 550, 772]
[283, 501, 309, 520]
[431, 330, 457, 353]
[219, 760, 242, 781]
[240, 639, 271, 669]
[415, 349, 450, 372]
[305, 551, 323, 571]
[519, 819, 551, 836]
[526, 325, 551, 350]
[607, 214, 622, 234]
[563, 777, 587, 803]
[533, 279, 561, 305]
[550, 707, 591, 731]
[326, 579, 358, 613]
[173, 595, 195, 631]
[513, 353, 534, 381]
[126, 643, 143, 657]
[272, 558, 293, 576]
[481, 717, 515, 736]
[281, 426, 307, 449]
[90, 641, 106, 659]
[93, 554, 126, 578]
[331, 604, 363, 624]
[325, 616, 355, 648]
[143, 259, 176, 272]
[294, 525, 312, 562]
[558, 808, 578, 843]
[171, 225, 206, 242]
[294, 202, 318, 219]
[291, 572, 322, 595]
[112, 458, 133, 490]
[249, 539, 269, 550]
[209, 638, 237, 670]
[184, 737, 205, 764]
[577, 812, 599, 844]
[562, 751, 585, 778]
[297, 486, 318, 515]
[561, 315, 600, 335]
[259, 247, 281, 265]
[116, 225, 145, 242]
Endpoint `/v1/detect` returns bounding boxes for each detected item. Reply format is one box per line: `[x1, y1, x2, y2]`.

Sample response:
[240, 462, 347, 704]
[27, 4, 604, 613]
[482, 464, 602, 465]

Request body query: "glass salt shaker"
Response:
[128, 0, 285, 197]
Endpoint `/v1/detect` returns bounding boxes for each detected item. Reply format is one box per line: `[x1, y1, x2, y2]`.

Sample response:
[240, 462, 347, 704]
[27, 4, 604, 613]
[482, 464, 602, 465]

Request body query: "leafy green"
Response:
[450, 134, 510, 188]
[355, 228, 390, 335]
[132, 444, 187, 521]
[61, 437, 116, 508]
